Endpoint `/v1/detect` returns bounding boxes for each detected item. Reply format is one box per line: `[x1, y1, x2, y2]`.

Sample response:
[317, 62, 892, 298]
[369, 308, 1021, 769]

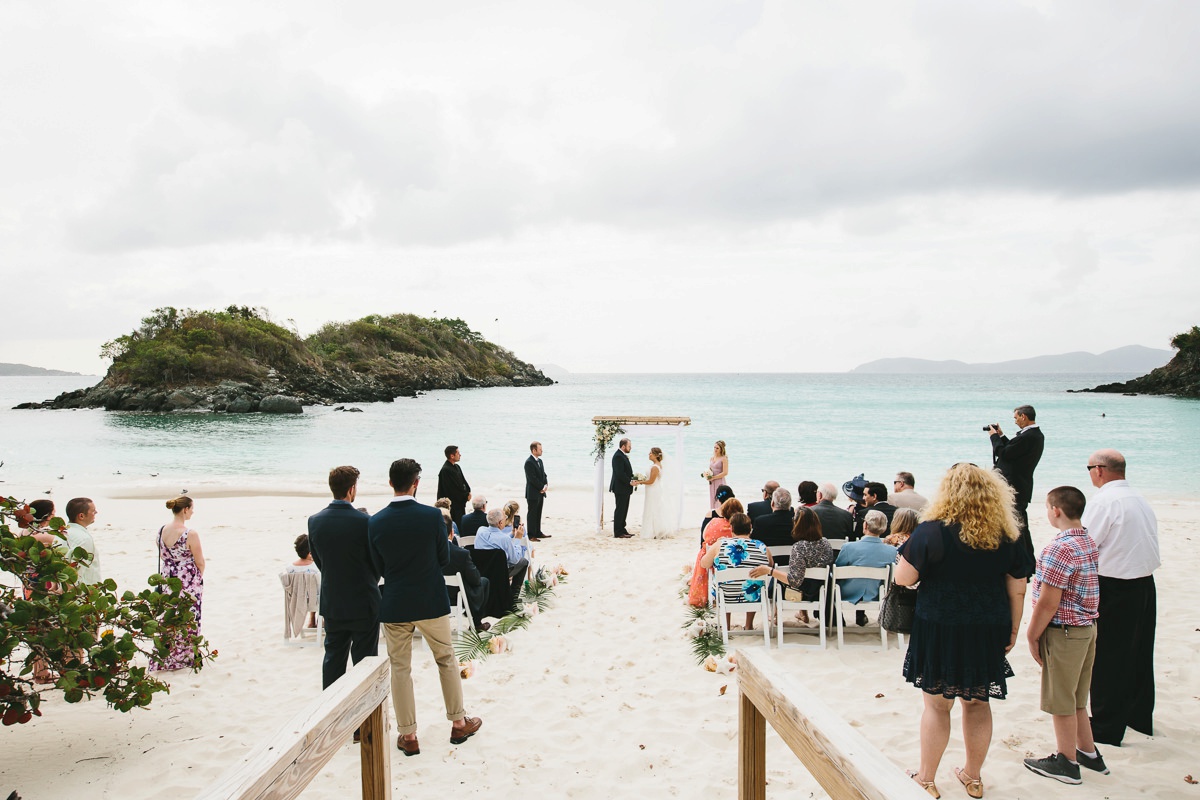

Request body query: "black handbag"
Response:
[880, 580, 917, 634]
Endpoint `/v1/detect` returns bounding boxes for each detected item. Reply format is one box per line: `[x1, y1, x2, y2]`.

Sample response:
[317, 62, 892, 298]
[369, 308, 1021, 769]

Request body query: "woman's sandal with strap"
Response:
[954, 767, 983, 798]
[907, 770, 941, 798]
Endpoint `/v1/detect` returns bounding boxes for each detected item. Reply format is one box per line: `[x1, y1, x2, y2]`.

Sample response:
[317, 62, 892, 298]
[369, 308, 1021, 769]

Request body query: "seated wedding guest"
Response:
[750, 506, 834, 625]
[700, 513, 771, 631]
[442, 511, 491, 632]
[746, 481, 779, 521]
[835, 510, 898, 625]
[796, 481, 819, 507]
[21, 500, 61, 684]
[885, 508, 920, 547]
[751, 487, 796, 550]
[434, 498, 460, 539]
[700, 485, 735, 537]
[813, 483, 854, 542]
[287, 534, 320, 628]
[689, 496, 743, 606]
[475, 507, 529, 601]
[501, 500, 521, 530]
[891, 472, 929, 511]
[863, 482, 898, 533]
[459, 496, 488, 540]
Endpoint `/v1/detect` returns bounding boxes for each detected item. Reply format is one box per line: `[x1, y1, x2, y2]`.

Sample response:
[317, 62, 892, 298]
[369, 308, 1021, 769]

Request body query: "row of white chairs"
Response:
[712, 553, 902, 651]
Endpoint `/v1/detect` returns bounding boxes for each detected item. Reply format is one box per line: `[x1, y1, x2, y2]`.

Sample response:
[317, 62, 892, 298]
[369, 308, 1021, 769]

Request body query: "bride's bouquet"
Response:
[701, 469, 713, 480]
[632, 472, 647, 482]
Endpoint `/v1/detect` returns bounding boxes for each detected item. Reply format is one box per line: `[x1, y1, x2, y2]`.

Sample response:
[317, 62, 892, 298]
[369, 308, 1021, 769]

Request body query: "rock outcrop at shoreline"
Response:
[1081, 325, 1200, 398]
[16, 306, 553, 412]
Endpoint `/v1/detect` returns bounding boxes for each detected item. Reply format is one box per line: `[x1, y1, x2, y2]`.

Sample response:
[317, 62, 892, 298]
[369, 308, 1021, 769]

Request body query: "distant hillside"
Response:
[18, 306, 551, 412]
[0, 362, 82, 377]
[1086, 327, 1200, 398]
[536, 363, 571, 379]
[852, 345, 1171, 375]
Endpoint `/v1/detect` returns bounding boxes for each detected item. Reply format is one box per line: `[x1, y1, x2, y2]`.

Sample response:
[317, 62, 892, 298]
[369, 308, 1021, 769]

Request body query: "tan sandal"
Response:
[954, 767, 983, 798]
[907, 770, 941, 798]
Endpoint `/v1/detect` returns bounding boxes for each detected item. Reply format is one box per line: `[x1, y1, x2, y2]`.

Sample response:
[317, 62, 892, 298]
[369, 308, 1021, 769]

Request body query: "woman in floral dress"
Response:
[698, 513, 771, 630]
[151, 495, 206, 671]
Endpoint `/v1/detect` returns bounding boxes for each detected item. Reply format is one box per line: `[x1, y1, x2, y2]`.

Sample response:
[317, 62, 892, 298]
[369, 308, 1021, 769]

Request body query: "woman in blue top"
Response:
[699, 513, 771, 631]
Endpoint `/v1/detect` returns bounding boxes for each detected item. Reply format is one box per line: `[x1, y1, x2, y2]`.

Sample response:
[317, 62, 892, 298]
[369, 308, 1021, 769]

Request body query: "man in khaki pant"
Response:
[368, 458, 482, 756]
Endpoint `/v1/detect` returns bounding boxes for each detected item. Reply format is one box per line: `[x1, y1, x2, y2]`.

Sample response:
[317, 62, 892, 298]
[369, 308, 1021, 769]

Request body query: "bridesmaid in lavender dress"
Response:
[150, 495, 206, 672]
[707, 440, 730, 510]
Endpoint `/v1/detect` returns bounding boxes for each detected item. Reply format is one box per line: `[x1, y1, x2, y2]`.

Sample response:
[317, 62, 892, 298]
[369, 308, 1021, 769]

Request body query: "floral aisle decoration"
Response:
[454, 563, 568, 669]
[682, 604, 726, 665]
[591, 421, 626, 463]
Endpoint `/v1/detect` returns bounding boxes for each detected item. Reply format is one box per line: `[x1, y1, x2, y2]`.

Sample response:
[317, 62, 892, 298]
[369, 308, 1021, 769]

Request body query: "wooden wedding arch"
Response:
[591, 415, 691, 535]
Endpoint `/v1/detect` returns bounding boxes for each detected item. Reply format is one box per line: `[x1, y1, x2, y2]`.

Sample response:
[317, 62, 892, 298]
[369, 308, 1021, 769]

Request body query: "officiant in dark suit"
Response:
[610, 438, 634, 538]
[524, 441, 550, 541]
[308, 465, 380, 691]
[988, 404, 1044, 566]
[437, 445, 471, 525]
[370, 457, 481, 755]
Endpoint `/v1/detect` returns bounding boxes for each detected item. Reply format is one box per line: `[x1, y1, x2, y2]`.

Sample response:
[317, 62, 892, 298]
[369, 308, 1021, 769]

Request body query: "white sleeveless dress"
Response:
[641, 462, 672, 539]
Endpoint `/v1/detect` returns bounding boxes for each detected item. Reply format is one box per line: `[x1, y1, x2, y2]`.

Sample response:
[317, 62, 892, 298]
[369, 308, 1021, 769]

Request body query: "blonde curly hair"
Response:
[923, 463, 1020, 550]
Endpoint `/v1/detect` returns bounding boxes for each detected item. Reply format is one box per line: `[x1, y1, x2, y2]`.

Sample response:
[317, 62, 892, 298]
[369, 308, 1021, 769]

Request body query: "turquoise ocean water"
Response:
[1, 373, 1197, 502]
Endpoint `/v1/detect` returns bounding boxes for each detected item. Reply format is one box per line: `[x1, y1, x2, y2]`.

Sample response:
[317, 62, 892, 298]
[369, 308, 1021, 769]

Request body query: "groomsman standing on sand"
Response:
[524, 442, 550, 541]
[307, 466, 380, 692]
[370, 458, 482, 756]
[437, 445, 471, 525]
[610, 438, 634, 538]
[988, 404, 1044, 566]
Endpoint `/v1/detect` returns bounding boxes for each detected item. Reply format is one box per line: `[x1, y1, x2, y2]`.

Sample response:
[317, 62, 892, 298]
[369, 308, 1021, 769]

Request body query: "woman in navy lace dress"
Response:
[894, 463, 1031, 798]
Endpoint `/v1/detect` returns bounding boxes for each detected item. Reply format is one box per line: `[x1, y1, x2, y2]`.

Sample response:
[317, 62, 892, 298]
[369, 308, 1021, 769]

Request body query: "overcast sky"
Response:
[3, 0, 1198, 374]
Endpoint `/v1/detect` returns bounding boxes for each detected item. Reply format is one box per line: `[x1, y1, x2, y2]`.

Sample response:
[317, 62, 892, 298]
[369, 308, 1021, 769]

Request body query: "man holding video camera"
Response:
[987, 404, 1043, 566]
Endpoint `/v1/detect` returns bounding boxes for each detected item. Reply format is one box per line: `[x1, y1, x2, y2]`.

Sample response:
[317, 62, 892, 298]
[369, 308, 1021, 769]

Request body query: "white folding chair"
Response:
[444, 573, 473, 633]
[827, 539, 847, 552]
[767, 545, 792, 564]
[774, 566, 829, 650]
[832, 565, 890, 650]
[714, 567, 771, 647]
[457, 535, 476, 548]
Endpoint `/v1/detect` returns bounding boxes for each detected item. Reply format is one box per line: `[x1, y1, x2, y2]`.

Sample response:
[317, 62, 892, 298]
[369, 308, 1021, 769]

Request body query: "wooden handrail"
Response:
[735, 649, 928, 800]
[196, 656, 392, 800]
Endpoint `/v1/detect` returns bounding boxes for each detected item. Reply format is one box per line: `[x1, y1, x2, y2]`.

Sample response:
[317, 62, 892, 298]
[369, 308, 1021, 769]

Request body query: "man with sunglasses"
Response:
[1082, 449, 1160, 748]
[988, 404, 1044, 565]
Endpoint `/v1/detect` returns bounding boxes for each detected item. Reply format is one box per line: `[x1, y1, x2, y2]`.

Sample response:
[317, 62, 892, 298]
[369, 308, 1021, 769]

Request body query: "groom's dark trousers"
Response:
[610, 448, 633, 537]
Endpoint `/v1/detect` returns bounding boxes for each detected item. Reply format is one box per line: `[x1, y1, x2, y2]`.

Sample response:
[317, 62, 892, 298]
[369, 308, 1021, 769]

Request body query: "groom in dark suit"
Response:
[610, 438, 634, 538]
[307, 465, 380, 691]
[370, 458, 481, 755]
[988, 404, 1044, 566]
[524, 441, 549, 541]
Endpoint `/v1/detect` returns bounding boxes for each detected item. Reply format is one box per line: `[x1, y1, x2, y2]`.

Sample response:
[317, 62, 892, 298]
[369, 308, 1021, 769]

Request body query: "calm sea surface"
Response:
[1, 373, 1197, 502]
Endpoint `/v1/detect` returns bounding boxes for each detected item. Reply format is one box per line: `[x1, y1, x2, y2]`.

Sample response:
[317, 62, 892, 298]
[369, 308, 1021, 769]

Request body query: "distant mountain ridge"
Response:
[0, 362, 82, 377]
[852, 345, 1172, 375]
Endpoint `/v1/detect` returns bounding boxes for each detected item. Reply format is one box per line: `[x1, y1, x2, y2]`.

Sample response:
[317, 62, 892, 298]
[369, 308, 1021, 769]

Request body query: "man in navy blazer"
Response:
[989, 404, 1045, 566]
[308, 465, 380, 690]
[369, 458, 482, 756]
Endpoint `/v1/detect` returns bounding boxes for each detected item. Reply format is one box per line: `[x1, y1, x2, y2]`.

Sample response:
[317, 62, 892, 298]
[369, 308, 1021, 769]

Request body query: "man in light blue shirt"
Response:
[63, 497, 102, 585]
[835, 509, 897, 625]
[475, 508, 529, 601]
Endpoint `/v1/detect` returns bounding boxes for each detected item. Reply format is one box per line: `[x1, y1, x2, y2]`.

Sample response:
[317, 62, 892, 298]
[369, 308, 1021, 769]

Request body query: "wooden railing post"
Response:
[359, 702, 389, 800]
[738, 689, 767, 800]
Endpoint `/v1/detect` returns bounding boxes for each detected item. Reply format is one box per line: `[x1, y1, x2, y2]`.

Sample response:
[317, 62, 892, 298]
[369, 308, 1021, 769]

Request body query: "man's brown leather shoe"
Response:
[449, 716, 482, 744]
[397, 734, 420, 756]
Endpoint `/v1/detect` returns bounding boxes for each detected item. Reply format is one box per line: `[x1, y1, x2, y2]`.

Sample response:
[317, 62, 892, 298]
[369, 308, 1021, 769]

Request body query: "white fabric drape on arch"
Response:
[593, 423, 686, 534]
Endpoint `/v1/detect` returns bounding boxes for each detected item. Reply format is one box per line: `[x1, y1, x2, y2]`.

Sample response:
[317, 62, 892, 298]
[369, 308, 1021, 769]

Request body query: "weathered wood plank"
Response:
[735, 649, 929, 800]
[196, 656, 391, 800]
[738, 691, 767, 800]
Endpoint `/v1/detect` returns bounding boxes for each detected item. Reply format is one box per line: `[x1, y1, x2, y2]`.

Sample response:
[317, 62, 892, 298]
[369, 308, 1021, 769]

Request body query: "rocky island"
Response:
[16, 306, 552, 413]
[1083, 325, 1200, 399]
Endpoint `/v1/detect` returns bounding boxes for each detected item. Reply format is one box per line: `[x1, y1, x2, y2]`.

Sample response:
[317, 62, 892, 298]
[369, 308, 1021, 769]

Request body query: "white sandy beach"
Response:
[2, 485, 1197, 799]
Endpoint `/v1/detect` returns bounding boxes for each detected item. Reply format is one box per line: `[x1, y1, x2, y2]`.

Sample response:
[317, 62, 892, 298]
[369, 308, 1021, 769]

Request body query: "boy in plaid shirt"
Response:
[1024, 486, 1104, 785]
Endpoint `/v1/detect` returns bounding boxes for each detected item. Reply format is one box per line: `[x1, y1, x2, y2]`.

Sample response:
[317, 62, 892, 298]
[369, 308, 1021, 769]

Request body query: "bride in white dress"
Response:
[633, 447, 672, 539]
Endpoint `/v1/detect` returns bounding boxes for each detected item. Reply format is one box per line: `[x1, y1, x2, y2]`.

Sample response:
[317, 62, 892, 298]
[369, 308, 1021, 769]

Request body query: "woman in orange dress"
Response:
[688, 497, 744, 607]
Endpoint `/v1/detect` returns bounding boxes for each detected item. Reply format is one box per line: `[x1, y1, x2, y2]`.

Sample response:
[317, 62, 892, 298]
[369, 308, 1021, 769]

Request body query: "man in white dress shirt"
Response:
[1082, 448, 1160, 747]
[63, 497, 102, 584]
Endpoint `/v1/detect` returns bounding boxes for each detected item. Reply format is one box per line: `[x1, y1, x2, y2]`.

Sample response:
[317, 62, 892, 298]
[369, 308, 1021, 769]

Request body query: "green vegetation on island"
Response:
[20, 306, 552, 412]
[1087, 326, 1200, 398]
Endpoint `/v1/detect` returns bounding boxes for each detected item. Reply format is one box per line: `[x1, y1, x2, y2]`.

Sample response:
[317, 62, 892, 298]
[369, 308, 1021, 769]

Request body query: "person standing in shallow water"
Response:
[150, 495, 206, 672]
